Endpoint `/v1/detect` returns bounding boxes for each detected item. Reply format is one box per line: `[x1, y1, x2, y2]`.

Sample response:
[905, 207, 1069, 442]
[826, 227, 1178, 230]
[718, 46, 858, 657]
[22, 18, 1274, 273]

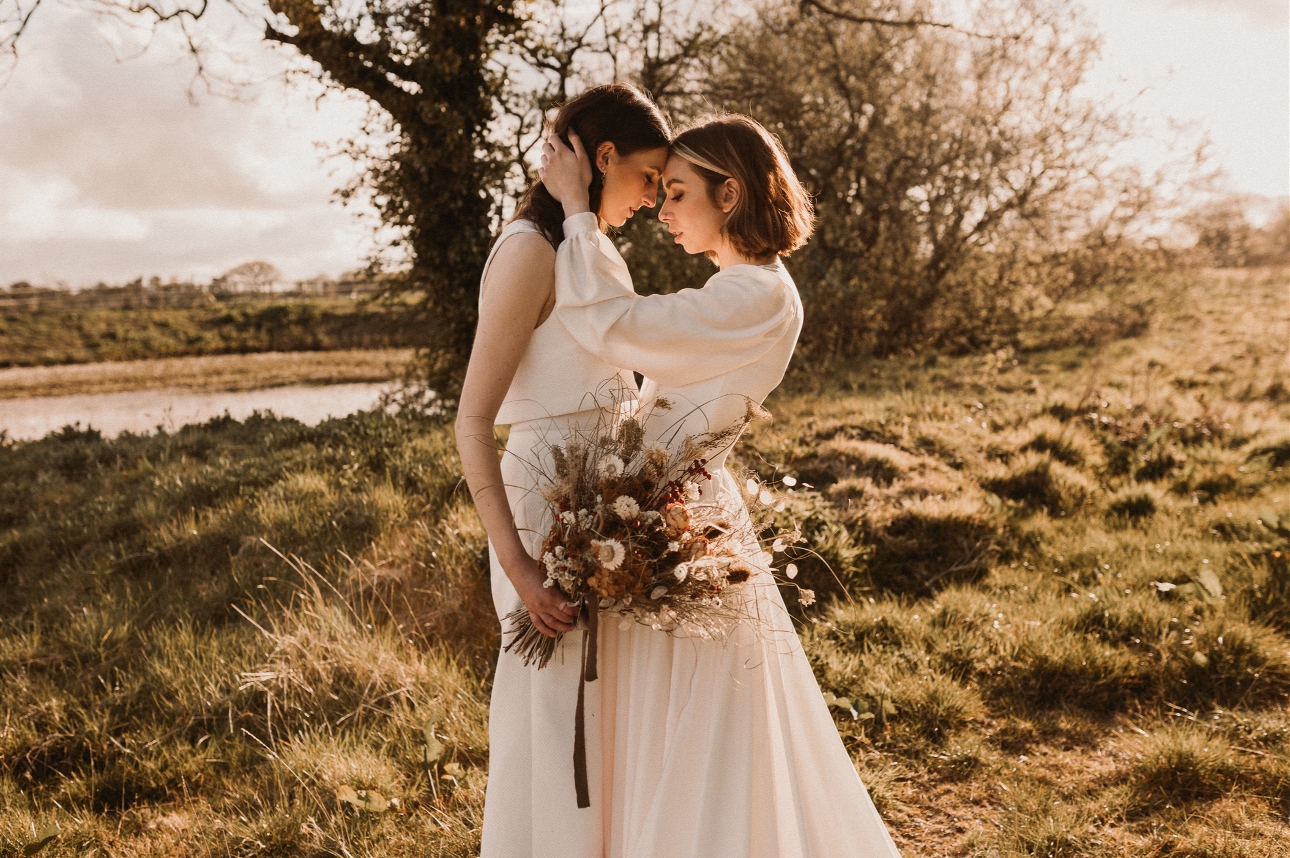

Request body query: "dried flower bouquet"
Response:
[503, 392, 809, 669]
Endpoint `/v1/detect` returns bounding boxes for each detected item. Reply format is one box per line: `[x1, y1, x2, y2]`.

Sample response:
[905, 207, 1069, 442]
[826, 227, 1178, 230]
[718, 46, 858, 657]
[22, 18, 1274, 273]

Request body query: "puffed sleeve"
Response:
[553, 212, 797, 388]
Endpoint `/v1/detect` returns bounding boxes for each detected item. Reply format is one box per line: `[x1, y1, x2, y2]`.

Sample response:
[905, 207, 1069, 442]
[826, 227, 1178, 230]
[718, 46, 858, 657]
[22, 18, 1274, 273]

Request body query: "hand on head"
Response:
[539, 129, 594, 216]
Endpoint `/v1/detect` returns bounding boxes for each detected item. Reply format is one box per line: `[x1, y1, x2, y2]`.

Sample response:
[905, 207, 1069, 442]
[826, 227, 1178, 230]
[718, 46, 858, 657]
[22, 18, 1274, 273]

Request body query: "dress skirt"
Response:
[481, 418, 901, 858]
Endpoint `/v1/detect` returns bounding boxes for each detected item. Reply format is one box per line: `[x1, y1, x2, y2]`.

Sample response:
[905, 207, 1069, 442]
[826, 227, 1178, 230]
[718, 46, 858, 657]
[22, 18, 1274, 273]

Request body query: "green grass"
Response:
[0, 299, 420, 368]
[0, 349, 414, 399]
[0, 267, 1286, 856]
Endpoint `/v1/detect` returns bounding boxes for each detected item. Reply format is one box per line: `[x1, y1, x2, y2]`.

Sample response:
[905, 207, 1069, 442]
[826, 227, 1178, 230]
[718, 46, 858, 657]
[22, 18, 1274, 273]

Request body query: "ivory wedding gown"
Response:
[479, 214, 901, 858]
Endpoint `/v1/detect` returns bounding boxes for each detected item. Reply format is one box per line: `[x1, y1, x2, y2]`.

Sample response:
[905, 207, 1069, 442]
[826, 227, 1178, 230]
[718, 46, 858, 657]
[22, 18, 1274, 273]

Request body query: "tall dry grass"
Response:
[0, 267, 1286, 856]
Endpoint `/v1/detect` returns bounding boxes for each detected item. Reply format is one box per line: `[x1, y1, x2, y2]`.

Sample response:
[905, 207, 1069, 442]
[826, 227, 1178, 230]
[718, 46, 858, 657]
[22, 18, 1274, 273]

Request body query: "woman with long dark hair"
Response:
[453, 83, 670, 857]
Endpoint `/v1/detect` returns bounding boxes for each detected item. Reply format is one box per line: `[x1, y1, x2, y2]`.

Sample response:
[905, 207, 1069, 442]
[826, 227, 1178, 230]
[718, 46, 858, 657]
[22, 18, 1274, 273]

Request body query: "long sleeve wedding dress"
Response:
[547, 211, 904, 858]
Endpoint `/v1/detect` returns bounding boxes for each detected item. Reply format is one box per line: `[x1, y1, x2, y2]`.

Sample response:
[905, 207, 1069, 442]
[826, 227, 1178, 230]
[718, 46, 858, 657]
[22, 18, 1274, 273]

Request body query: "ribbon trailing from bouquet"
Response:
[573, 603, 598, 808]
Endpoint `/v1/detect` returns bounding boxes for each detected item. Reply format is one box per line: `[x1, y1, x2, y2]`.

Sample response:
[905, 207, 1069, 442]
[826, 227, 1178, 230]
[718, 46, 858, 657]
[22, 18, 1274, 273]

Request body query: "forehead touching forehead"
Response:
[663, 153, 701, 185]
[619, 145, 668, 174]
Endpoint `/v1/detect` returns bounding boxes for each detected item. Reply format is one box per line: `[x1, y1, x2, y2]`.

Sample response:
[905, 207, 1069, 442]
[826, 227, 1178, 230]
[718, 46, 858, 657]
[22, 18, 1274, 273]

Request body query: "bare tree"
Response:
[698, 0, 1182, 358]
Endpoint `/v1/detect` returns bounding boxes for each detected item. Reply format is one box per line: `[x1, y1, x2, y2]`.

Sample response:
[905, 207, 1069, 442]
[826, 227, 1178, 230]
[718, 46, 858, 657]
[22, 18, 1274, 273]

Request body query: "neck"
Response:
[715, 241, 776, 271]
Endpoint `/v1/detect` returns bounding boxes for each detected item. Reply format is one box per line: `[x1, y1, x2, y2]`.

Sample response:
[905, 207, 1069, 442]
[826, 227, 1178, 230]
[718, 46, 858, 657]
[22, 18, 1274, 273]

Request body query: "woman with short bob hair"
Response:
[667, 113, 815, 261]
[538, 114, 902, 856]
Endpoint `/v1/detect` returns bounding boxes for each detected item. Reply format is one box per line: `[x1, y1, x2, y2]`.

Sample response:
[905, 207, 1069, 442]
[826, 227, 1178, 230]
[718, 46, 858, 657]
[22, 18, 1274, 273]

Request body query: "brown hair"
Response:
[671, 114, 814, 259]
[512, 84, 671, 246]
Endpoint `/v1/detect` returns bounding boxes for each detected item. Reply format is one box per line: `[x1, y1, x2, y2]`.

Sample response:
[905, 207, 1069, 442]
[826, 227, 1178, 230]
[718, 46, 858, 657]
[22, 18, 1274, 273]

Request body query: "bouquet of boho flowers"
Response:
[504, 393, 810, 669]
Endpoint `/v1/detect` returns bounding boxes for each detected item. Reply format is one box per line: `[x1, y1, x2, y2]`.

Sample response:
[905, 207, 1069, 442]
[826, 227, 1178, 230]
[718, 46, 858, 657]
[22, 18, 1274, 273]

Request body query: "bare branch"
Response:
[0, 0, 47, 56]
[799, 0, 1019, 40]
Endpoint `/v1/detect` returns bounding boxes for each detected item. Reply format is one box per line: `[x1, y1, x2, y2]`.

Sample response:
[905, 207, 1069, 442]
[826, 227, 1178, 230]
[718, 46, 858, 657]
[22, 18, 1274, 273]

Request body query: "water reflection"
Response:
[0, 383, 391, 441]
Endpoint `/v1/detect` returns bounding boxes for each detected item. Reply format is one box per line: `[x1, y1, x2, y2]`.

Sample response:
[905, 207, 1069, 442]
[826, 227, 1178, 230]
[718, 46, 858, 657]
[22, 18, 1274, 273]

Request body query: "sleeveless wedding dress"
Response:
[480, 218, 634, 857]
[478, 215, 902, 857]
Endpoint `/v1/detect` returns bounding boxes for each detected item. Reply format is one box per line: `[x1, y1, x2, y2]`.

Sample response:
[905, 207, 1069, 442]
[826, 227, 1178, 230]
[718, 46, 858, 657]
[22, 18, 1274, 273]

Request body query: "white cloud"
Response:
[1082, 0, 1288, 200]
[1169, 0, 1288, 26]
[0, 5, 374, 287]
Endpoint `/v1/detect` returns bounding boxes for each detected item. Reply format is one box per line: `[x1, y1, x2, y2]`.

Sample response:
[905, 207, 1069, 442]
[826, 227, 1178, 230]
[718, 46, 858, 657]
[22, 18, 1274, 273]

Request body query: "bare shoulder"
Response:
[480, 230, 556, 337]
[489, 230, 556, 273]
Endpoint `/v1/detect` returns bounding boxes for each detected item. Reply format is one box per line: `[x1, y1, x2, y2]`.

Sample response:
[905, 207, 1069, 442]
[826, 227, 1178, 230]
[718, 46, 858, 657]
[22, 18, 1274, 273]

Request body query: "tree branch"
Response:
[1, 0, 46, 55]
[799, 0, 1019, 41]
[262, 10, 422, 130]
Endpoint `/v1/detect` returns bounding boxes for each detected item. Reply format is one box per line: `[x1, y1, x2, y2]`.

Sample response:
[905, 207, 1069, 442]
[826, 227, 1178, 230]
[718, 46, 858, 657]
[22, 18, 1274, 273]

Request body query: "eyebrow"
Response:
[663, 178, 687, 189]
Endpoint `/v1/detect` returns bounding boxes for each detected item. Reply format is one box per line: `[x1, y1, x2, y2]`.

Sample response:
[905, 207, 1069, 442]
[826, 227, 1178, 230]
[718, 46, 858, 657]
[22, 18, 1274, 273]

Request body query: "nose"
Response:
[658, 202, 671, 223]
[643, 183, 657, 209]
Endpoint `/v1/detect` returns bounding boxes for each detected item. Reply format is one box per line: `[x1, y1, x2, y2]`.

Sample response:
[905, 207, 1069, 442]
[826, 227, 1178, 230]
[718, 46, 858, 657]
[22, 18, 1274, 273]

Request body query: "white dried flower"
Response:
[667, 541, 680, 553]
[781, 475, 797, 487]
[559, 510, 576, 527]
[798, 588, 816, 606]
[597, 456, 625, 478]
[673, 563, 688, 581]
[592, 538, 626, 570]
[684, 483, 702, 502]
[542, 552, 558, 573]
[759, 489, 774, 505]
[772, 538, 786, 553]
[745, 478, 759, 497]
[786, 563, 799, 580]
[612, 495, 641, 520]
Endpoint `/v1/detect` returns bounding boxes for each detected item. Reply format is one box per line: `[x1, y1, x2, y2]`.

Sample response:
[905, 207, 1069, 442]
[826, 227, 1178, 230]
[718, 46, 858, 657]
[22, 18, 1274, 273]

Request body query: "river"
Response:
[0, 382, 391, 442]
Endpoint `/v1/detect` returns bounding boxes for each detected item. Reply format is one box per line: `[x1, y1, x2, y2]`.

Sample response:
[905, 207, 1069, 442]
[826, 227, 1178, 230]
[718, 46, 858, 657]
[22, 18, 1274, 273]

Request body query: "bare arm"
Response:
[454, 231, 576, 637]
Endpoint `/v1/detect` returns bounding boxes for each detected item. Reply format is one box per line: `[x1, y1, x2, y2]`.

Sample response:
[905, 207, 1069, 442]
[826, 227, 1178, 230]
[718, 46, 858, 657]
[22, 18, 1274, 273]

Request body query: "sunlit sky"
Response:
[0, 0, 1285, 288]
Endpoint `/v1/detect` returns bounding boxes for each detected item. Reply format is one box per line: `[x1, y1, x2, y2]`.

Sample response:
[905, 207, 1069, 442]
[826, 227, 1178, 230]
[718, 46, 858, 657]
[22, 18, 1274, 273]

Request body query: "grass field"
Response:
[0, 349, 415, 399]
[0, 267, 1286, 857]
[0, 299, 418, 369]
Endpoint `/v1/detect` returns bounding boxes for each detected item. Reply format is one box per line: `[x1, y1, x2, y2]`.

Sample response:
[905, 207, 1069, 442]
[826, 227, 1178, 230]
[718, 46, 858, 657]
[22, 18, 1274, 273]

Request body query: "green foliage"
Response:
[0, 299, 417, 367]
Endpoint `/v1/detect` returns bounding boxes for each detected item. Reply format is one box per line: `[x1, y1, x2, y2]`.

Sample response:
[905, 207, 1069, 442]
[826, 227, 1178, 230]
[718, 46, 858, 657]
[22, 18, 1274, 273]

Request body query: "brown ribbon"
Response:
[573, 602, 599, 809]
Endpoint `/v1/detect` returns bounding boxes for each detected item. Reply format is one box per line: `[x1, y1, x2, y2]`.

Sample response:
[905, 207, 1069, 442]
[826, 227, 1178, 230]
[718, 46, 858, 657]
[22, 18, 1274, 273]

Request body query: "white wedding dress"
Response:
[479, 214, 902, 857]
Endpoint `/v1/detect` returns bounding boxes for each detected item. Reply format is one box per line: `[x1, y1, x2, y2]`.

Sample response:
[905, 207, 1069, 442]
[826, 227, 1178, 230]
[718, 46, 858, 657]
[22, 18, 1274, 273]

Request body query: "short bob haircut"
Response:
[670, 114, 814, 260]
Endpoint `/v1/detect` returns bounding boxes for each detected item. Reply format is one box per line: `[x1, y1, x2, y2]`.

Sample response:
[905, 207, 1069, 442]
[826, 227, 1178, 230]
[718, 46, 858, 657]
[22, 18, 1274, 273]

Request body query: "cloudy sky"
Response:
[1, 0, 1286, 288]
